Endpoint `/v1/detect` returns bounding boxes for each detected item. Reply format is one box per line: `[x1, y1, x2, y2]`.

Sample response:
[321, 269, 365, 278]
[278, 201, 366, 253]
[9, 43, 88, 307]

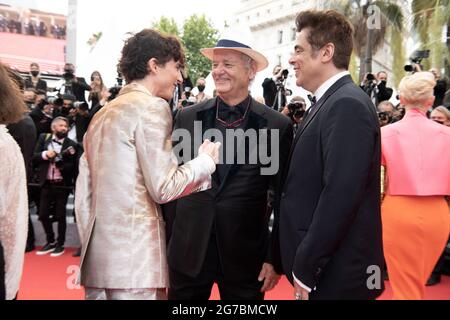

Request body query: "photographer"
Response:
[262, 65, 288, 111]
[377, 101, 396, 127]
[33, 117, 78, 257]
[430, 68, 447, 108]
[88, 71, 107, 108]
[60, 63, 91, 102]
[24, 63, 47, 93]
[361, 71, 393, 106]
[281, 96, 306, 132]
[29, 98, 55, 136]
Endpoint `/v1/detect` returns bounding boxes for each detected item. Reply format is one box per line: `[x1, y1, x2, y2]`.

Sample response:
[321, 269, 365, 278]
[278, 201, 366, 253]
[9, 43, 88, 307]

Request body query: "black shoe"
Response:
[50, 246, 65, 257]
[36, 242, 56, 255]
[72, 247, 81, 257]
[25, 243, 35, 253]
[426, 274, 441, 286]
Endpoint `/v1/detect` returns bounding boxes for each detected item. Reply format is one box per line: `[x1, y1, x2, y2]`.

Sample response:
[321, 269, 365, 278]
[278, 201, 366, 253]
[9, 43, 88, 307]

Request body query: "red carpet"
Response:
[18, 247, 450, 300]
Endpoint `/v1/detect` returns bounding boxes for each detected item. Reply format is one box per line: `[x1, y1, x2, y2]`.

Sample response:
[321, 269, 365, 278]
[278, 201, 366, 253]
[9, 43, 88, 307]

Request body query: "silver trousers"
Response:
[85, 287, 167, 300]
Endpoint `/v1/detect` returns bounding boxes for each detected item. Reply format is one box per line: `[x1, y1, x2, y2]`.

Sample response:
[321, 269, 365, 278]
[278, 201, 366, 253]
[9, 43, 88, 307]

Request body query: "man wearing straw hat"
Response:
[165, 27, 293, 300]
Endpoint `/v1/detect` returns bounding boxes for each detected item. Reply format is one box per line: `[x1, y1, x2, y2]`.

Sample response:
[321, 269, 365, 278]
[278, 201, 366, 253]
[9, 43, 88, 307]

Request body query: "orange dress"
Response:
[382, 195, 449, 299]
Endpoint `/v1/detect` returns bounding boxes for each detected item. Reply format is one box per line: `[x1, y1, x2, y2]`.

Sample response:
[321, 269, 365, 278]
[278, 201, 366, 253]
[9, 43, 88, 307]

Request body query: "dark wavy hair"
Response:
[118, 29, 185, 83]
[296, 10, 354, 70]
[0, 64, 27, 125]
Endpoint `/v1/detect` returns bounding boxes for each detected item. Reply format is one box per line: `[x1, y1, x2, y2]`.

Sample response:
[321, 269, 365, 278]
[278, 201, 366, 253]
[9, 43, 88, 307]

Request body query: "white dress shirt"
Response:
[41, 135, 65, 181]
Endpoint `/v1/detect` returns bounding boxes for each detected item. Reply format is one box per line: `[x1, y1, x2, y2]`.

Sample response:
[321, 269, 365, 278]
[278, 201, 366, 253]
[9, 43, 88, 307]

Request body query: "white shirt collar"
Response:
[314, 71, 350, 102]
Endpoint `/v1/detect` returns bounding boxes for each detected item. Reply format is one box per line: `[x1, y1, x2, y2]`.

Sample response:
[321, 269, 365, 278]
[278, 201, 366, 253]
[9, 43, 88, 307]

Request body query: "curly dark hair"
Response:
[296, 10, 354, 70]
[0, 64, 27, 125]
[118, 29, 185, 83]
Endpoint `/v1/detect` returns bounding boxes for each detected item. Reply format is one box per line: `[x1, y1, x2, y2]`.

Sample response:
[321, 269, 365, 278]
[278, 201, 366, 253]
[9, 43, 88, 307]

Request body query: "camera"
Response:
[108, 86, 121, 102]
[50, 146, 75, 169]
[181, 96, 196, 108]
[377, 111, 392, 123]
[287, 101, 306, 121]
[366, 73, 376, 81]
[47, 96, 64, 107]
[404, 50, 429, 73]
[116, 71, 123, 87]
[73, 101, 89, 111]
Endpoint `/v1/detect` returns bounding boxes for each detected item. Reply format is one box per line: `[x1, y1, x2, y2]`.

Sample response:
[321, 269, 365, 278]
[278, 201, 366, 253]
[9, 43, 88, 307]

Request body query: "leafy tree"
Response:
[151, 16, 180, 36]
[181, 14, 219, 83]
[151, 14, 219, 84]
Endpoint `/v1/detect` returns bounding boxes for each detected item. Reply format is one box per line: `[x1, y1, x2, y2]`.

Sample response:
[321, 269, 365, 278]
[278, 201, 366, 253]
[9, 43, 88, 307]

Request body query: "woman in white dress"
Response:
[0, 64, 29, 300]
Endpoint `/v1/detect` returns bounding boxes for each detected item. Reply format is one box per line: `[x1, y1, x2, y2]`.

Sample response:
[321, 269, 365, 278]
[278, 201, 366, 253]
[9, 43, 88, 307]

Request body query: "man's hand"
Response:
[258, 263, 281, 292]
[46, 150, 57, 159]
[294, 279, 310, 300]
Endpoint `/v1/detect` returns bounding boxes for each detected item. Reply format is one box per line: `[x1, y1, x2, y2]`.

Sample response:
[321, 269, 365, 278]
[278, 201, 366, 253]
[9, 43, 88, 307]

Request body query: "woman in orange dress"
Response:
[381, 72, 450, 300]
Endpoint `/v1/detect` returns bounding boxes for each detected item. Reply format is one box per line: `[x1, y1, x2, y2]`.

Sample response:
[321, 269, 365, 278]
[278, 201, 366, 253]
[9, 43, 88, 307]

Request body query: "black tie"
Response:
[307, 94, 316, 106]
[218, 104, 244, 123]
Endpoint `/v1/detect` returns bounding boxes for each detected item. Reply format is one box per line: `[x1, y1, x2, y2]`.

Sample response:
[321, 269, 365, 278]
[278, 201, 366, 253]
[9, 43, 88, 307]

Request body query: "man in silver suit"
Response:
[75, 29, 220, 300]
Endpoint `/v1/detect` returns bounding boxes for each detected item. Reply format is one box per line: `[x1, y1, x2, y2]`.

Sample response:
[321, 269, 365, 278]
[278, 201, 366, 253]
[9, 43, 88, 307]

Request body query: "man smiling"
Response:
[165, 28, 292, 300]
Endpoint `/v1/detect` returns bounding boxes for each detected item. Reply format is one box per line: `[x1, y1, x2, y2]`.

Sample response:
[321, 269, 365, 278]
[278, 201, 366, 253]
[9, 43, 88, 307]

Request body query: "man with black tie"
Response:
[33, 117, 78, 257]
[279, 10, 384, 300]
[165, 28, 293, 300]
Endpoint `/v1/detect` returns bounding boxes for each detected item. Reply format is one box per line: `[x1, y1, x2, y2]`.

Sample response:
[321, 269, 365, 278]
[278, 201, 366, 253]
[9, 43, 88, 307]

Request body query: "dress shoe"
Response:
[72, 247, 81, 257]
[36, 242, 56, 255]
[426, 274, 441, 286]
[25, 243, 35, 253]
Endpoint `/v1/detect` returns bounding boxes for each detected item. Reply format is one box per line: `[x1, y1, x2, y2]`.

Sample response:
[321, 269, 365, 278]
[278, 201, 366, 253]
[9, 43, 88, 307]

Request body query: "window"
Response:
[278, 30, 283, 44]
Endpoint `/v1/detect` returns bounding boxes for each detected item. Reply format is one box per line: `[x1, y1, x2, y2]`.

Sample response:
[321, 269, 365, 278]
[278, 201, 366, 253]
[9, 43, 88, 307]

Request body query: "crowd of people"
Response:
[0, 9, 449, 301]
[0, 13, 66, 39]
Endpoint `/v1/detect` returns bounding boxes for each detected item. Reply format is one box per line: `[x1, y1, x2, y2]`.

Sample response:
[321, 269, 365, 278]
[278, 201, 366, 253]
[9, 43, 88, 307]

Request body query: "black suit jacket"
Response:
[164, 97, 293, 281]
[279, 75, 384, 300]
[32, 133, 79, 187]
[70, 77, 91, 102]
[29, 108, 52, 137]
[7, 115, 37, 171]
[262, 78, 286, 110]
[24, 77, 47, 92]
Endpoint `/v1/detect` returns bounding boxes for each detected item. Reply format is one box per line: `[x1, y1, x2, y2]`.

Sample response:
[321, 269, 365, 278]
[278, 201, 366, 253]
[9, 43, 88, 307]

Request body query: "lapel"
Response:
[61, 138, 71, 153]
[44, 134, 53, 150]
[216, 99, 268, 195]
[196, 99, 220, 188]
[293, 75, 353, 146]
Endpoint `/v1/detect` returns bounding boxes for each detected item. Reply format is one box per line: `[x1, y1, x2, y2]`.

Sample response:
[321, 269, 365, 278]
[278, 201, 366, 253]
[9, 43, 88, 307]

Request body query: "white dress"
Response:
[0, 125, 28, 300]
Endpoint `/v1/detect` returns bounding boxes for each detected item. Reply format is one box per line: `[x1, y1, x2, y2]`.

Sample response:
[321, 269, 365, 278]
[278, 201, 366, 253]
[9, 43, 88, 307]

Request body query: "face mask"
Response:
[31, 71, 39, 77]
[55, 131, 68, 139]
[198, 85, 205, 93]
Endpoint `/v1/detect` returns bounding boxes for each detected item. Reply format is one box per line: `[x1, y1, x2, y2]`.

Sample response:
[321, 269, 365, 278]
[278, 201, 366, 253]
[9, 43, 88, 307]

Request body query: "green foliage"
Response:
[151, 14, 219, 84]
[390, 28, 406, 88]
[151, 17, 180, 36]
[182, 14, 219, 83]
[411, 0, 450, 75]
[324, 0, 404, 82]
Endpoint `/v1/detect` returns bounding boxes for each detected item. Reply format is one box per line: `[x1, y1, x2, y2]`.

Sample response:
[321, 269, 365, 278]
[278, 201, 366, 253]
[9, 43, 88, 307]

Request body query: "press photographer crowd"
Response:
[0, 9, 450, 301]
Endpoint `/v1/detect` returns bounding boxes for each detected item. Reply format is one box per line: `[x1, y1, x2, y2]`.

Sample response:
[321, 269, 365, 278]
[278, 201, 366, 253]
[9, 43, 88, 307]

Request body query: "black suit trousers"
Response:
[168, 233, 264, 301]
[39, 182, 70, 246]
